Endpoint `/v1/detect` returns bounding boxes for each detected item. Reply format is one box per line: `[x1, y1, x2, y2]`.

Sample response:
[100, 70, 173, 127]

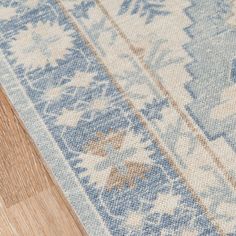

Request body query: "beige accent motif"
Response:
[217, 202, 236, 232]
[175, 135, 192, 157]
[0, 7, 16, 20]
[85, 131, 125, 157]
[60, 0, 78, 9]
[150, 193, 181, 215]
[217, 202, 236, 219]
[44, 86, 63, 101]
[130, 33, 161, 60]
[125, 211, 144, 230]
[10, 22, 73, 69]
[90, 97, 109, 111]
[43, 71, 96, 101]
[210, 85, 236, 120]
[106, 162, 149, 190]
[181, 229, 199, 236]
[227, 0, 236, 26]
[66, 71, 97, 88]
[56, 108, 83, 127]
[78, 131, 153, 189]
[132, 46, 145, 58]
[24, 0, 39, 8]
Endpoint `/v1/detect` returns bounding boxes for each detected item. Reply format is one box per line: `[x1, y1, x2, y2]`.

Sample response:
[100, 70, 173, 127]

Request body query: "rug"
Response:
[0, 0, 236, 235]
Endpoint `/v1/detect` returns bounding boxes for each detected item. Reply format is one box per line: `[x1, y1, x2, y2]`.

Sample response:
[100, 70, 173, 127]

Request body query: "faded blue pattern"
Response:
[72, 2, 117, 56]
[72, 0, 95, 19]
[118, 0, 170, 24]
[68, 0, 236, 233]
[143, 37, 184, 72]
[0, 0, 220, 235]
[232, 58, 236, 82]
[141, 98, 169, 121]
[184, 0, 236, 152]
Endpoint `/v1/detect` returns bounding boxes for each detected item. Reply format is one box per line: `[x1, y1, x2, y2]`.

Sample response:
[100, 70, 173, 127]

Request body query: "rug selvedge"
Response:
[0, 0, 236, 235]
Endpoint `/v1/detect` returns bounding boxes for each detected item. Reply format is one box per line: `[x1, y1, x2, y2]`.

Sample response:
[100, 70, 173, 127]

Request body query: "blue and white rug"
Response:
[1, 0, 236, 235]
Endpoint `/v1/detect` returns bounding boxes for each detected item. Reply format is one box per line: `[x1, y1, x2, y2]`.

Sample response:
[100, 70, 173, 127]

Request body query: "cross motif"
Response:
[95, 143, 137, 175]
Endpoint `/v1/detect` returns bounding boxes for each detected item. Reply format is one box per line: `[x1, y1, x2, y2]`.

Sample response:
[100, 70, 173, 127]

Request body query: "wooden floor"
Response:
[0, 88, 86, 236]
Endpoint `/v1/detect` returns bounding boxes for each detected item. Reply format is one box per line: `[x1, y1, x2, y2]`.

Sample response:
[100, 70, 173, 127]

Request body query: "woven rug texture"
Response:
[1, 0, 236, 235]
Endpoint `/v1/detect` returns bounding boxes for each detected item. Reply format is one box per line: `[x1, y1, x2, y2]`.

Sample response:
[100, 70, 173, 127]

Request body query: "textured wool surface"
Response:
[1, 0, 236, 235]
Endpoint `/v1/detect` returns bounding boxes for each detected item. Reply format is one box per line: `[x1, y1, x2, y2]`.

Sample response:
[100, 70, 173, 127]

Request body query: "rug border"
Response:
[0, 51, 111, 236]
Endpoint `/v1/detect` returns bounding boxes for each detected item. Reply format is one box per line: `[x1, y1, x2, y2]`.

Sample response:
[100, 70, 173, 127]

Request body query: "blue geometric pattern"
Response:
[1, 0, 236, 235]
[184, 0, 236, 151]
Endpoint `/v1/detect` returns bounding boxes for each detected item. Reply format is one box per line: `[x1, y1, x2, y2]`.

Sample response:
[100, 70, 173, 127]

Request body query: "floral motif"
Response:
[10, 22, 73, 69]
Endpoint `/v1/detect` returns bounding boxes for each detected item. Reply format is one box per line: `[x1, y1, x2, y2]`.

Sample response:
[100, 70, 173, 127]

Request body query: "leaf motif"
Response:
[118, 0, 170, 24]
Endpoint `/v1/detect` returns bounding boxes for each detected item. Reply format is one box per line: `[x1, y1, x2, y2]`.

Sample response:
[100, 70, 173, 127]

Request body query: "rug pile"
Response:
[1, 0, 236, 235]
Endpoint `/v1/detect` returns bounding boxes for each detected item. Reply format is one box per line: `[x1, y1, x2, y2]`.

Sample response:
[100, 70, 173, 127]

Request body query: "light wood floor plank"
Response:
[0, 88, 86, 236]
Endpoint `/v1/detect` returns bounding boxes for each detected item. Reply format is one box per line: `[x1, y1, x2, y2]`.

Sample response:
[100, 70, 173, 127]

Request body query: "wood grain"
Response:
[0, 88, 86, 236]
